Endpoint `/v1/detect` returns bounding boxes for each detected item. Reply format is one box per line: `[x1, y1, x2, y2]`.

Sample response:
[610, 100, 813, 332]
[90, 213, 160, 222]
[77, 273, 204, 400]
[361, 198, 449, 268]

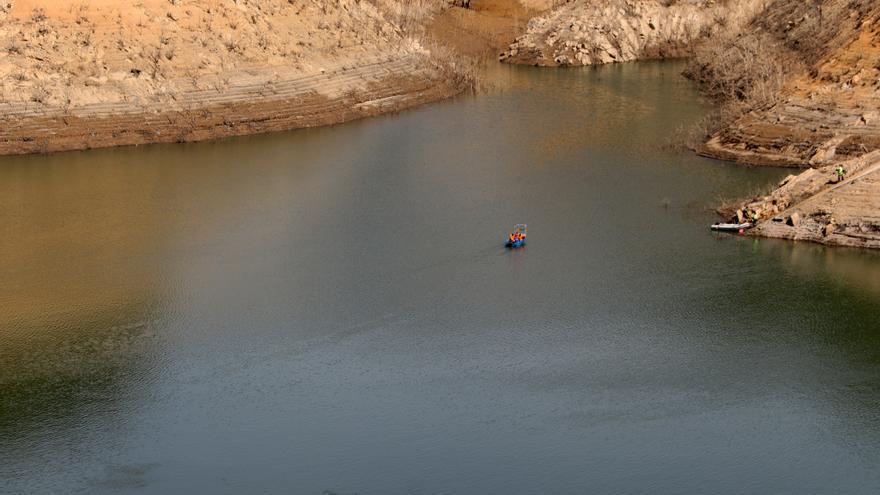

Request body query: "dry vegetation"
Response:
[683, 0, 879, 147]
[682, 31, 797, 146]
[0, 0, 498, 154]
[0, 0, 477, 110]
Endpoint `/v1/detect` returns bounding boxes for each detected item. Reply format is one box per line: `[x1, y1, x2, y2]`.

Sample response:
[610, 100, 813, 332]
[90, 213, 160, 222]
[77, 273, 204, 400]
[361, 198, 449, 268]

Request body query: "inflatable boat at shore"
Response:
[710, 222, 753, 232]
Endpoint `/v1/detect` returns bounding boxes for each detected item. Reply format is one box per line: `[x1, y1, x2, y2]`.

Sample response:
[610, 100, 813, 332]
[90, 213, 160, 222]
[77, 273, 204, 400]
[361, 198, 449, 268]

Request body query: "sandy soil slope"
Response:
[0, 0, 467, 154]
[427, 0, 545, 57]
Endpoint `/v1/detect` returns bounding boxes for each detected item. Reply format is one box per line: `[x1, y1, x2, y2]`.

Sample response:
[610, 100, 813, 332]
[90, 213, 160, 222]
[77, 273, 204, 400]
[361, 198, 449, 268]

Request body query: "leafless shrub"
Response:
[73, 3, 90, 25]
[423, 40, 481, 94]
[145, 46, 162, 78]
[685, 32, 796, 109]
[372, 0, 438, 33]
[30, 8, 47, 23]
[6, 38, 20, 54]
[30, 82, 50, 103]
[223, 36, 241, 54]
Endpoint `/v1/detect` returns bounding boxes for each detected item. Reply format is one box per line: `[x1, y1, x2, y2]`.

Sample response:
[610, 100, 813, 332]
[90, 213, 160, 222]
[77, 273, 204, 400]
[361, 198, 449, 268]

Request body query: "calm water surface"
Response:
[2, 62, 880, 494]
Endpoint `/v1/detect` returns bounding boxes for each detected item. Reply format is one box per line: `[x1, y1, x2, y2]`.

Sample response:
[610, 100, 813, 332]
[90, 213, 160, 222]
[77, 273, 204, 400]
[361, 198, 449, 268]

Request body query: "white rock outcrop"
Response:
[501, 0, 766, 67]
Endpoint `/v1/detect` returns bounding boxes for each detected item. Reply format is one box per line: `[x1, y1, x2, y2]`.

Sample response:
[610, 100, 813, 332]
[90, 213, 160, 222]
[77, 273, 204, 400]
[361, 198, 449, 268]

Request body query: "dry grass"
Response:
[685, 31, 794, 106]
[422, 38, 481, 94]
[371, 0, 442, 33]
[754, 0, 875, 65]
[681, 27, 799, 147]
[680, 0, 827, 144]
[685, 0, 875, 109]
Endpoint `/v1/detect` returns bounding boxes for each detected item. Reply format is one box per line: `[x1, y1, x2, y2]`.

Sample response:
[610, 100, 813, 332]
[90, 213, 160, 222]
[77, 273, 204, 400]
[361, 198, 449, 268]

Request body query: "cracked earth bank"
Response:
[0, 0, 470, 155]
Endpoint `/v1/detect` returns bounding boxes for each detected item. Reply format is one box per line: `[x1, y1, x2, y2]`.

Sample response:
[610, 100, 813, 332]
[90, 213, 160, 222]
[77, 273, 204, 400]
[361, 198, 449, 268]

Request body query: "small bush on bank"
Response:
[684, 31, 794, 108]
[423, 39, 481, 94]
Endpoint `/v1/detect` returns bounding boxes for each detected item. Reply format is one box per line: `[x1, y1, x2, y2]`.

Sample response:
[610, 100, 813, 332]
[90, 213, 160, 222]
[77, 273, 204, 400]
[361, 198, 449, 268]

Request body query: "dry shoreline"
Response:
[731, 151, 880, 249]
[0, 54, 459, 155]
[0, 0, 478, 156]
[0, 0, 535, 156]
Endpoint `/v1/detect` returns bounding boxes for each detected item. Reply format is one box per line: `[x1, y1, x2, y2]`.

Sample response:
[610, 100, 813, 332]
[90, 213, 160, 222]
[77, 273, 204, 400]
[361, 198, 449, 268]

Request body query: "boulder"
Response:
[808, 135, 846, 166]
[787, 212, 801, 226]
[778, 174, 796, 187]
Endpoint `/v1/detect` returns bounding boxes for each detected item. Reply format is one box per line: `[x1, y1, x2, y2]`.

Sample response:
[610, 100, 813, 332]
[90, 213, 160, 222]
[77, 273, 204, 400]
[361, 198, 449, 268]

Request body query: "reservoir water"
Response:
[2, 62, 880, 494]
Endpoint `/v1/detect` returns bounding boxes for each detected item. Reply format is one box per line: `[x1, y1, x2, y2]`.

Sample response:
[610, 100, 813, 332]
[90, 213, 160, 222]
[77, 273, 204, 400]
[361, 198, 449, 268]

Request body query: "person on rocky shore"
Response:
[835, 165, 847, 183]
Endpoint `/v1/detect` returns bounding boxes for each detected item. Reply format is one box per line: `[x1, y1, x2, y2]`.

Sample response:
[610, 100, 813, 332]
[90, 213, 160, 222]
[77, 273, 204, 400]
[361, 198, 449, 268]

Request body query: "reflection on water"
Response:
[1, 61, 879, 494]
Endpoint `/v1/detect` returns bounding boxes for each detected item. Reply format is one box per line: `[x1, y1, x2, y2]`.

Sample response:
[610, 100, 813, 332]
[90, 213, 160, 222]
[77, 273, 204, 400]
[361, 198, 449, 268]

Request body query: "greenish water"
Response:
[2, 61, 879, 494]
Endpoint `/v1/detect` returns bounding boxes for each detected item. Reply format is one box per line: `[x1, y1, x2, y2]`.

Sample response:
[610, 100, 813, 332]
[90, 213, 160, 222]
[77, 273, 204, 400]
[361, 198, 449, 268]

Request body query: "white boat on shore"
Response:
[710, 222, 753, 232]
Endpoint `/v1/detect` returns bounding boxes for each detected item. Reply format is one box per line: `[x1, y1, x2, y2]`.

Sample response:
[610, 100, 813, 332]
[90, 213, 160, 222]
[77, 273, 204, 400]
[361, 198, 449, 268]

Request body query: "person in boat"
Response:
[509, 232, 516, 243]
[835, 165, 846, 183]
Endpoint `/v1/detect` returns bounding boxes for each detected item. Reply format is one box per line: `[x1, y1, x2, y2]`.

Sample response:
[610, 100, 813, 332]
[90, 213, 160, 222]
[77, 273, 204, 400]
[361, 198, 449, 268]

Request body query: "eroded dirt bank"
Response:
[0, 53, 460, 154]
[428, 0, 544, 57]
[0, 1, 472, 155]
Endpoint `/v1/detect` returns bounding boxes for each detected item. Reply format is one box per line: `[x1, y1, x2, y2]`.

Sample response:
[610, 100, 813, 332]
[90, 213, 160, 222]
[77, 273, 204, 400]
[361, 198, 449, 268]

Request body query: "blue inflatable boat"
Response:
[505, 224, 527, 248]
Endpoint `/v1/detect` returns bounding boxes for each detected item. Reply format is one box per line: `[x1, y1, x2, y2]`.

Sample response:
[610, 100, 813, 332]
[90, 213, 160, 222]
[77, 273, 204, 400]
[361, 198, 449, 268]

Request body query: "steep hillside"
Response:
[0, 0, 470, 154]
[500, 0, 764, 66]
[690, 0, 880, 168]
[689, 0, 880, 248]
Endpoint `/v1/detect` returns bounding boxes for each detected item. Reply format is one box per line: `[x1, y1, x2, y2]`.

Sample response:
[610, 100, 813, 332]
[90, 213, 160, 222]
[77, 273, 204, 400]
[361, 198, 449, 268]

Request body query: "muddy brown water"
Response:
[2, 62, 880, 494]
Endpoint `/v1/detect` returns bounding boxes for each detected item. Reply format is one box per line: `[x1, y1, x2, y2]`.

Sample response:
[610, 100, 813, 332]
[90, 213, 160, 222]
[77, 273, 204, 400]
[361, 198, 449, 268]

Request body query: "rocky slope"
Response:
[691, 0, 880, 249]
[733, 151, 880, 249]
[0, 0, 469, 154]
[500, 0, 764, 66]
[693, 0, 880, 168]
